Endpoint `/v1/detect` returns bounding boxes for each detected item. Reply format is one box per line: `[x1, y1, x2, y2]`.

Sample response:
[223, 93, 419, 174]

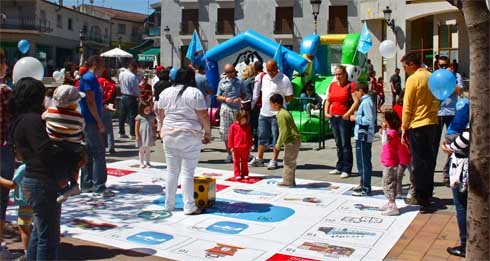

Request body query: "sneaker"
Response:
[248, 157, 264, 167]
[404, 197, 420, 205]
[352, 185, 362, 192]
[243, 176, 249, 179]
[235, 176, 243, 180]
[184, 207, 203, 215]
[329, 169, 341, 175]
[140, 164, 147, 168]
[267, 160, 279, 170]
[130, 135, 136, 140]
[119, 134, 129, 139]
[382, 207, 400, 216]
[224, 154, 233, 163]
[95, 189, 115, 198]
[352, 190, 371, 197]
[340, 172, 350, 179]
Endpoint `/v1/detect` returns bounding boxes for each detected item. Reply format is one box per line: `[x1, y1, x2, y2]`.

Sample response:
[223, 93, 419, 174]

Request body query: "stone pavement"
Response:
[3, 122, 460, 260]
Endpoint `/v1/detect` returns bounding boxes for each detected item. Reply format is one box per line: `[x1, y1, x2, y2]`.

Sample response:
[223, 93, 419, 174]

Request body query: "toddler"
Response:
[228, 110, 253, 179]
[380, 109, 409, 215]
[135, 101, 156, 168]
[42, 84, 85, 203]
[299, 82, 322, 116]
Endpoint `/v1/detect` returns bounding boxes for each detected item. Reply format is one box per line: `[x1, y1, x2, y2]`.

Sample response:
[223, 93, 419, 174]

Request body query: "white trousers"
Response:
[162, 133, 201, 213]
[139, 146, 151, 164]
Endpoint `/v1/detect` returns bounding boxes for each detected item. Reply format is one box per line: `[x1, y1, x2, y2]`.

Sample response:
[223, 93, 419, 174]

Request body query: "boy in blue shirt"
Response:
[351, 83, 375, 196]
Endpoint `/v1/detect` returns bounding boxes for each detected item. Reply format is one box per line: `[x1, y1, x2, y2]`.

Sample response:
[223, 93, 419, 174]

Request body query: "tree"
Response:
[446, 0, 490, 259]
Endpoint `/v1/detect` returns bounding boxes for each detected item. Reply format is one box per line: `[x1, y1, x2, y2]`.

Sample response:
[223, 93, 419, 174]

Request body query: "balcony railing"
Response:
[215, 21, 235, 35]
[0, 18, 52, 33]
[273, 20, 294, 34]
[85, 34, 106, 44]
[180, 21, 199, 35]
[148, 26, 161, 37]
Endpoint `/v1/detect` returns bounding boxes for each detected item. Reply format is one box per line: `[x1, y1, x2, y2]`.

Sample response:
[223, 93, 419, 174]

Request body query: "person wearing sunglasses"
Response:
[217, 64, 248, 163]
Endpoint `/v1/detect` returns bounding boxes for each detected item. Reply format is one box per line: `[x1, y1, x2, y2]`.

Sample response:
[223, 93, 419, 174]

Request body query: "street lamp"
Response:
[79, 28, 86, 66]
[310, 0, 322, 34]
[383, 6, 395, 32]
[163, 26, 173, 66]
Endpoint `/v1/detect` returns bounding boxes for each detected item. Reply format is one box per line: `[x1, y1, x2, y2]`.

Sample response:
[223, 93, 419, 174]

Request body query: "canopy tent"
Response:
[138, 47, 160, 62]
[100, 47, 133, 58]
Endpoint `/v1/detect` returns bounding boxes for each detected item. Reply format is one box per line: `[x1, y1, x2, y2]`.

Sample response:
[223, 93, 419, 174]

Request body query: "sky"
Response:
[50, 0, 159, 15]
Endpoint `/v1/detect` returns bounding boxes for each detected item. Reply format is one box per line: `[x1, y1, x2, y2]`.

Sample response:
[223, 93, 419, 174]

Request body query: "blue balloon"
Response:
[429, 69, 456, 100]
[17, 39, 30, 54]
[169, 67, 178, 81]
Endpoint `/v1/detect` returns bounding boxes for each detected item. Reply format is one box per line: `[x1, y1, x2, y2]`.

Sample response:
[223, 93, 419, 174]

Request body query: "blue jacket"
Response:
[354, 94, 375, 143]
[447, 100, 469, 136]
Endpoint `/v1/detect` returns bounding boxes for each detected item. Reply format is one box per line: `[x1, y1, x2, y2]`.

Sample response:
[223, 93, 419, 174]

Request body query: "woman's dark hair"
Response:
[384, 109, 401, 130]
[8, 77, 45, 117]
[174, 67, 196, 98]
[138, 101, 152, 116]
[158, 69, 170, 81]
[253, 61, 263, 75]
[269, 93, 283, 105]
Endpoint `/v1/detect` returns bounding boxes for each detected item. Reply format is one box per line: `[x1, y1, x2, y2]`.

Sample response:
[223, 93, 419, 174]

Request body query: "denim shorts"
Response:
[257, 114, 279, 146]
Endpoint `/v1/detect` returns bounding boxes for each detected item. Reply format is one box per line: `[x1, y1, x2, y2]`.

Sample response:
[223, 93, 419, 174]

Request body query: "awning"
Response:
[138, 47, 160, 62]
[130, 39, 154, 52]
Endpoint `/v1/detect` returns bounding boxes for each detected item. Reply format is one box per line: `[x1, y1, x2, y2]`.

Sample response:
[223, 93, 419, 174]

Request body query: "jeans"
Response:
[451, 187, 467, 248]
[163, 133, 201, 213]
[81, 123, 107, 192]
[408, 124, 437, 202]
[330, 117, 353, 174]
[102, 108, 115, 151]
[22, 177, 61, 261]
[0, 145, 14, 220]
[434, 115, 455, 164]
[250, 107, 260, 149]
[118, 95, 138, 136]
[257, 114, 278, 146]
[392, 92, 398, 107]
[355, 139, 372, 193]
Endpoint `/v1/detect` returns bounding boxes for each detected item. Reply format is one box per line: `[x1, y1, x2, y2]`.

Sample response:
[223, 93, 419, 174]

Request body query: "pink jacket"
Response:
[381, 128, 410, 167]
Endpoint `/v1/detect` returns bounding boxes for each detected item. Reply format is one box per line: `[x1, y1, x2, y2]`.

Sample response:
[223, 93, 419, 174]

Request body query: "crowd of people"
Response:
[0, 45, 470, 259]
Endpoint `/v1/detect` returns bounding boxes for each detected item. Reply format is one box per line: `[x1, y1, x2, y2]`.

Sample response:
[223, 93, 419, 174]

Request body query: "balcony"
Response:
[0, 18, 52, 33]
[180, 22, 199, 35]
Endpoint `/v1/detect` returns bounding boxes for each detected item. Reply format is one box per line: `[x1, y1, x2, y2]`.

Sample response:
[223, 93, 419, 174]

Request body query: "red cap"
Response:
[156, 65, 164, 72]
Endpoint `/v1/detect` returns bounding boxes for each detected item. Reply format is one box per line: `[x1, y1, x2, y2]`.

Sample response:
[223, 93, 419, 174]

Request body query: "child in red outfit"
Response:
[228, 111, 253, 180]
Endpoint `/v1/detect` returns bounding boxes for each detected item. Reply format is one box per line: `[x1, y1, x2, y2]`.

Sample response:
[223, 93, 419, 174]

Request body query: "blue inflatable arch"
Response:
[200, 30, 309, 94]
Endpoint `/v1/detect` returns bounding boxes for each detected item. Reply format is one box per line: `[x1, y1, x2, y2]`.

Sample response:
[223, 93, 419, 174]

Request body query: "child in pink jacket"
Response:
[380, 109, 408, 216]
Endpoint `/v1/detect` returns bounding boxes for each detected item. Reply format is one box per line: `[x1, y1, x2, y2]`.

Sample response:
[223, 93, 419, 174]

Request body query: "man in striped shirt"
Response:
[42, 85, 85, 202]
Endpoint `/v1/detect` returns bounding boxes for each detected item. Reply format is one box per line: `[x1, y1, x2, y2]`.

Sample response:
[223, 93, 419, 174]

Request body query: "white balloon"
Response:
[52, 70, 63, 82]
[13, 57, 44, 83]
[379, 40, 397, 59]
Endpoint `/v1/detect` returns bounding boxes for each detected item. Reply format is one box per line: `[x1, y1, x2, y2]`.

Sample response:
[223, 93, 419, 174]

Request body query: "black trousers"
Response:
[408, 124, 437, 202]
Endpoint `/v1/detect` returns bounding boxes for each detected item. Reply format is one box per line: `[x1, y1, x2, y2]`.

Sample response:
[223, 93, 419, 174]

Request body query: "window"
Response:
[217, 8, 234, 35]
[181, 9, 199, 35]
[274, 7, 293, 34]
[117, 23, 126, 34]
[439, 24, 458, 62]
[57, 14, 62, 29]
[104, 28, 108, 39]
[328, 6, 348, 34]
[181, 45, 190, 67]
[409, 16, 434, 69]
[68, 18, 73, 31]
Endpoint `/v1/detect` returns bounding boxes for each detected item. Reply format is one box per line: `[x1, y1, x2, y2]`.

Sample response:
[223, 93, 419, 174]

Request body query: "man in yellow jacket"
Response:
[401, 52, 440, 209]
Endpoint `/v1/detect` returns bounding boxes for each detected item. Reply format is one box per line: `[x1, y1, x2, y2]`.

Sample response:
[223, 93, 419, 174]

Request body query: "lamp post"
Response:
[310, 0, 322, 34]
[163, 26, 173, 66]
[383, 6, 397, 69]
[79, 28, 86, 66]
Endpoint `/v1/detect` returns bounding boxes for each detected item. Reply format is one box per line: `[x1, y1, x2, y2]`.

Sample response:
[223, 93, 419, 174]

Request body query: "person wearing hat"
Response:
[42, 84, 86, 203]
